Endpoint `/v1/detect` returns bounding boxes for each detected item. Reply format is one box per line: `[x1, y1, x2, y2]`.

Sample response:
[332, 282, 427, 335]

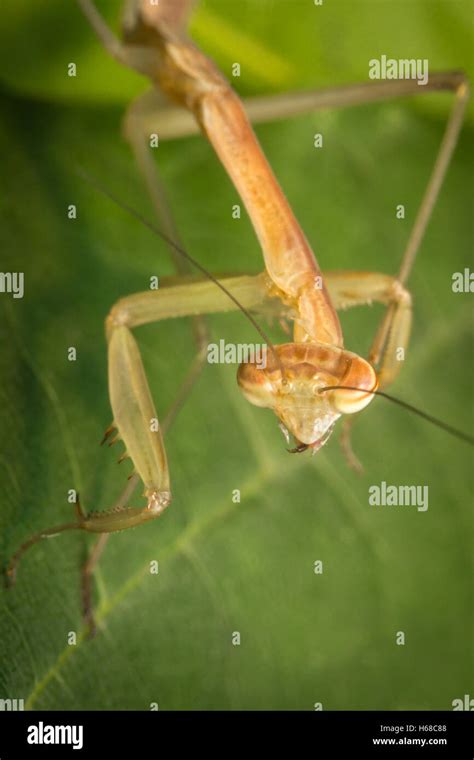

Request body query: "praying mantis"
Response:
[4, 0, 470, 637]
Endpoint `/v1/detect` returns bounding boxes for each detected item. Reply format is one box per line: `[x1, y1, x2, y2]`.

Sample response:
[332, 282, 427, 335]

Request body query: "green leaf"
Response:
[0, 0, 472, 710]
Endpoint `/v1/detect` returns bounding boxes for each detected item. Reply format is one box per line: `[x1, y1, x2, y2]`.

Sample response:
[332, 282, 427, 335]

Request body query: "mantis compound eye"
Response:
[320, 355, 378, 415]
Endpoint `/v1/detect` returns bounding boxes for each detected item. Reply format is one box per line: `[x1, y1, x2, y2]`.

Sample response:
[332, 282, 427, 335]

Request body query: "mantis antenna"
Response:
[319, 386, 474, 446]
[76, 168, 287, 379]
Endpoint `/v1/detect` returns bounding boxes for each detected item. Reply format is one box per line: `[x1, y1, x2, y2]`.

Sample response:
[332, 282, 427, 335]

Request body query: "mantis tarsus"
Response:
[5, 0, 470, 635]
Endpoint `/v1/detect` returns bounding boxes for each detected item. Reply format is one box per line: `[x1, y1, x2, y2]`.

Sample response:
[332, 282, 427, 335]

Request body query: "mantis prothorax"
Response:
[5, 0, 470, 634]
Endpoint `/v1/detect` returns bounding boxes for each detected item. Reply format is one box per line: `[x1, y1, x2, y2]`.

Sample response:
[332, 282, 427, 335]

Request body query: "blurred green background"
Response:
[0, 0, 472, 710]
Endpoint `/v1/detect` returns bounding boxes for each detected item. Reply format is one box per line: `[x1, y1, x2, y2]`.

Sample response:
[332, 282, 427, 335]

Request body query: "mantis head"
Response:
[237, 343, 377, 451]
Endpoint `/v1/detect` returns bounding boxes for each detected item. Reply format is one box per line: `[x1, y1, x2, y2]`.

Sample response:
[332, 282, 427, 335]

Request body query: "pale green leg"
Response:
[5, 273, 281, 586]
[325, 271, 413, 470]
